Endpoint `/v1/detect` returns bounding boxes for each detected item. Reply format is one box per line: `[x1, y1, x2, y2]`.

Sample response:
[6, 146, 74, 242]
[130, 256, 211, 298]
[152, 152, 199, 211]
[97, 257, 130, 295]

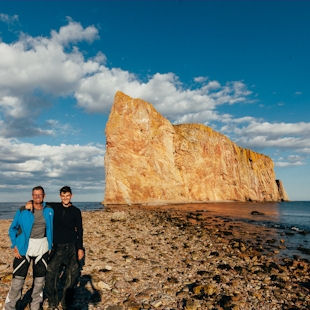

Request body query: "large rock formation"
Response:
[104, 91, 289, 205]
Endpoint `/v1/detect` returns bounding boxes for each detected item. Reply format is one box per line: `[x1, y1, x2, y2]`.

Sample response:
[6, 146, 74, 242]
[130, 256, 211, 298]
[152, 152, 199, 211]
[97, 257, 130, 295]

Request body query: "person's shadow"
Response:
[17, 274, 101, 310]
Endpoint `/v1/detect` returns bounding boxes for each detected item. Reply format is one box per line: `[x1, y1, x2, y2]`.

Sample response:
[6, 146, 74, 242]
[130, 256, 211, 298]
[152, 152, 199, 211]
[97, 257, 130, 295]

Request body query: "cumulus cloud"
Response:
[0, 18, 254, 139]
[51, 17, 99, 45]
[275, 155, 304, 167]
[227, 121, 310, 152]
[234, 121, 310, 138]
[275, 161, 304, 167]
[75, 70, 251, 124]
[0, 137, 105, 199]
[0, 20, 101, 137]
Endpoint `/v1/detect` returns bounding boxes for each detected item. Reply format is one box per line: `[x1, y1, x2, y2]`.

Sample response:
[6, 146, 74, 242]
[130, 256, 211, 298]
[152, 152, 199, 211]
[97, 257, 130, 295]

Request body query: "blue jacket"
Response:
[9, 203, 54, 256]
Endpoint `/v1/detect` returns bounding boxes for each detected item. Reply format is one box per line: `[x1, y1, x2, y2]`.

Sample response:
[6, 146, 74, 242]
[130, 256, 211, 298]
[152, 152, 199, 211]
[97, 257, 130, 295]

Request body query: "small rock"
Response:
[97, 281, 111, 290]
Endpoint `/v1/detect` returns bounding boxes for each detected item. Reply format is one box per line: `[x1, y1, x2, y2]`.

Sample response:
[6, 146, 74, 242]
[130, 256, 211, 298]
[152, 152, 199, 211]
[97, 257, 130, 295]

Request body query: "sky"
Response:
[0, 0, 309, 202]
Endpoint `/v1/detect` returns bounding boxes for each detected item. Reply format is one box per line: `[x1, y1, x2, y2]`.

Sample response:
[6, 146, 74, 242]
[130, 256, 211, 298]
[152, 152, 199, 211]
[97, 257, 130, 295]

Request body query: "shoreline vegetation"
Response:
[0, 205, 309, 309]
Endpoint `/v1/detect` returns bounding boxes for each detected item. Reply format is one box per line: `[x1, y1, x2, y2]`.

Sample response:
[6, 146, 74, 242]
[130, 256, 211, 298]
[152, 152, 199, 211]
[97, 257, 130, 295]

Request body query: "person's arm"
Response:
[9, 210, 22, 258]
[25, 200, 33, 211]
[75, 208, 84, 260]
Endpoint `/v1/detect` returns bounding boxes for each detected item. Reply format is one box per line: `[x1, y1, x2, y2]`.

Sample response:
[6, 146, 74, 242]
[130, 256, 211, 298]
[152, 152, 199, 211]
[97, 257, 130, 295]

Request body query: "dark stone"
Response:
[197, 270, 208, 276]
[167, 276, 179, 283]
[251, 211, 265, 216]
[218, 263, 231, 271]
[299, 281, 310, 290]
[218, 295, 232, 307]
[270, 275, 278, 281]
[213, 275, 221, 283]
[234, 266, 243, 273]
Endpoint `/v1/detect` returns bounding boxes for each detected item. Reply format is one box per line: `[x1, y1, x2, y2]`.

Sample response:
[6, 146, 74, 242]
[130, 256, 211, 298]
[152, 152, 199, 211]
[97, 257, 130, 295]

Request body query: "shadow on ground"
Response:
[17, 274, 101, 310]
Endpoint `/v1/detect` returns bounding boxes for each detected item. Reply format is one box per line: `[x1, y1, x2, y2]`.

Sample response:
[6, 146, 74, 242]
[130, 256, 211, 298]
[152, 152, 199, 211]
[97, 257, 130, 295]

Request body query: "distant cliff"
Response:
[104, 91, 289, 205]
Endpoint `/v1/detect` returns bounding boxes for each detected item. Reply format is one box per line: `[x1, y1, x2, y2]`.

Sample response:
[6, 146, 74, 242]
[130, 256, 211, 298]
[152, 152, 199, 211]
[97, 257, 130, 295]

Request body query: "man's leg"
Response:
[45, 248, 64, 308]
[60, 245, 80, 309]
[4, 256, 29, 310]
[31, 252, 49, 310]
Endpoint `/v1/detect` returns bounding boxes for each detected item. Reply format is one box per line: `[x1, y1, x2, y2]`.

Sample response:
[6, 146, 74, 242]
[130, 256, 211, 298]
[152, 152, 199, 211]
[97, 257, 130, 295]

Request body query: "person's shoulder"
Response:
[70, 204, 82, 216]
[46, 202, 61, 209]
[44, 204, 54, 211]
[14, 205, 31, 218]
[19, 205, 26, 212]
[70, 204, 80, 211]
[18, 205, 32, 214]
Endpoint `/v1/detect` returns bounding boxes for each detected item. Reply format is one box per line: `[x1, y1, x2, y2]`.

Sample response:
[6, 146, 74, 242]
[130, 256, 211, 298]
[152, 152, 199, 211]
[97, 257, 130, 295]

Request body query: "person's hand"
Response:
[25, 201, 33, 211]
[78, 249, 84, 261]
[14, 246, 21, 259]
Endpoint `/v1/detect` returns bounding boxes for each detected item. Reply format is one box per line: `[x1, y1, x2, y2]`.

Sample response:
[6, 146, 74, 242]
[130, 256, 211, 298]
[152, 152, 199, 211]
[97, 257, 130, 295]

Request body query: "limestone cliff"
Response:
[104, 91, 289, 205]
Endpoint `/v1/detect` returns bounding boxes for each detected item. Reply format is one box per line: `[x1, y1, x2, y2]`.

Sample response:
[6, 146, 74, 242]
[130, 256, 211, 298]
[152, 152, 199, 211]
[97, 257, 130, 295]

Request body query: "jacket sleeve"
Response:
[75, 208, 83, 250]
[47, 207, 54, 250]
[8, 209, 21, 249]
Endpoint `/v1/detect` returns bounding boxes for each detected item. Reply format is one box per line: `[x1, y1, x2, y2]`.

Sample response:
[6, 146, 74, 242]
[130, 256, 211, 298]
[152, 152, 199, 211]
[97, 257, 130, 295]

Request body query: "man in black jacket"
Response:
[45, 186, 84, 310]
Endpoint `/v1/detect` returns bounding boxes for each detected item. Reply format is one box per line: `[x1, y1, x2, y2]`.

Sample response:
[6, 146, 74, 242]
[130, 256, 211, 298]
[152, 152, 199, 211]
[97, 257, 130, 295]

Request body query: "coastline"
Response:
[0, 206, 309, 309]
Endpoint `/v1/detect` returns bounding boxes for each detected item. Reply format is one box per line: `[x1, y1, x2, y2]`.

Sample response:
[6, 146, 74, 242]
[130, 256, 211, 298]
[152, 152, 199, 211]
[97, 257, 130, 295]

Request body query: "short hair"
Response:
[60, 186, 72, 194]
[32, 186, 45, 195]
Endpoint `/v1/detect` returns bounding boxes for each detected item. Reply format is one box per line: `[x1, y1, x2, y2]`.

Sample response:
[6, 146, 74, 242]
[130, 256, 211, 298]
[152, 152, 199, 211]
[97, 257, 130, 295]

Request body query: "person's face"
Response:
[32, 189, 45, 204]
[60, 192, 72, 205]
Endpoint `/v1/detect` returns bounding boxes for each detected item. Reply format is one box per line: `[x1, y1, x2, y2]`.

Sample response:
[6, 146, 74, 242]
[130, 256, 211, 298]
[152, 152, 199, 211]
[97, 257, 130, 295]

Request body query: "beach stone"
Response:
[111, 211, 127, 222]
[106, 306, 123, 310]
[184, 298, 200, 310]
[97, 281, 112, 290]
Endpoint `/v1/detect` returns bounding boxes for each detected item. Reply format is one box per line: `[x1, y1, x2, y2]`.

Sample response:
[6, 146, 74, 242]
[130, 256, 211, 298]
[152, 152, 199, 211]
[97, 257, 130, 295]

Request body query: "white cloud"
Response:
[235, 121, 310, 138]
[194, 76, 208, 83]
[0, 137, 105, 199]
[275, 161, 304, 167]
[275, 154, 305, 167]
[0, 18, 254, 138]
[0, 13, 18, 24]
[0, 20, 101, 137]
[51, 18, 99, 46]
[75, 70, 251, 124]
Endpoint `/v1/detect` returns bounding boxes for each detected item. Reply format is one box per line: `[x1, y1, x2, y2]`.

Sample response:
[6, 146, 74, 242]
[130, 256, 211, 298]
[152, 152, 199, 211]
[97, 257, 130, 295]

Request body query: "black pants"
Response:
[45, 243, 79, 308]
[12, 253, 49, 278]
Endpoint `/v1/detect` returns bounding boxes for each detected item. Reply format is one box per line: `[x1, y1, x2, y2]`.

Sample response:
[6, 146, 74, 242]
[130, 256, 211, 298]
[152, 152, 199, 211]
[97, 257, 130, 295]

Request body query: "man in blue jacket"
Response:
[4, 186, 54, 310]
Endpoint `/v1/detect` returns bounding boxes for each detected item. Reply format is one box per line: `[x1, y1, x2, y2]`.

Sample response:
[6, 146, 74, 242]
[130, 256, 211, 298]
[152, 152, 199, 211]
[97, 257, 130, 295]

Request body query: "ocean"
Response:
[1, 201, 309, 259]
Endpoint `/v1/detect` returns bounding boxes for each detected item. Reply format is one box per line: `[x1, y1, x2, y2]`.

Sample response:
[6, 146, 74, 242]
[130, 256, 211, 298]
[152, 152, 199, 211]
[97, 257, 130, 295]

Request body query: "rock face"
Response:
[104, 91, 289, 205]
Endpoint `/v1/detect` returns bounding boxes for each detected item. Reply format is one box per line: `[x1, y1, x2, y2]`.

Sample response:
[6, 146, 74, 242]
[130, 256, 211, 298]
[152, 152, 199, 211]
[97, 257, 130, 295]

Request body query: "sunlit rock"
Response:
[104, 91, 288, 205]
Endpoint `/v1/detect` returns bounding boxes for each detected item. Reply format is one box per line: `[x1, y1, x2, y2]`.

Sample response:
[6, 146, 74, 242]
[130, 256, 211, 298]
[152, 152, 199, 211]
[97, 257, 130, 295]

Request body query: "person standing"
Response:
[45, 186, 84, 310]
[4, 186, 54, 310]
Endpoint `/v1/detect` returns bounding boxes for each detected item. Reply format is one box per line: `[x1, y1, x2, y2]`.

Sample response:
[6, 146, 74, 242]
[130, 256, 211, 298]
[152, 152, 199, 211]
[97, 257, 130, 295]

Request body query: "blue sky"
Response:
[0, 0, 309, 201]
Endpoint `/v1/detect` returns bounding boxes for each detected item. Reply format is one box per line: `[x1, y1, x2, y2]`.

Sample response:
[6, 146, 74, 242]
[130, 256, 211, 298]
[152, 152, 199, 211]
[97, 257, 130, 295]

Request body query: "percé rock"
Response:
[104, 91, 289, 205]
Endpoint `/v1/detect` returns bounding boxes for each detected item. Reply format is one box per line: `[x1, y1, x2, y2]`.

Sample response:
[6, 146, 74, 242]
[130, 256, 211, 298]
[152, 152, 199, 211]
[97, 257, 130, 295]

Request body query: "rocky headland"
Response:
[104, 92, 288, 206]
[0, 207, 309, 309]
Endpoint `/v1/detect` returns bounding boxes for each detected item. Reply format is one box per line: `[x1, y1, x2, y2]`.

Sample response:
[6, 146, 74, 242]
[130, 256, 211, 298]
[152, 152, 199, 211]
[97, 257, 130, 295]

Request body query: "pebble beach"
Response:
[0, 205, 309, 310]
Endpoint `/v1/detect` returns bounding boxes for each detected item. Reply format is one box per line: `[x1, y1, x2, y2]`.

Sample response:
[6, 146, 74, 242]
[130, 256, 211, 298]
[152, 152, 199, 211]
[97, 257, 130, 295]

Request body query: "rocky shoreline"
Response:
[0, 205, 309, 309]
